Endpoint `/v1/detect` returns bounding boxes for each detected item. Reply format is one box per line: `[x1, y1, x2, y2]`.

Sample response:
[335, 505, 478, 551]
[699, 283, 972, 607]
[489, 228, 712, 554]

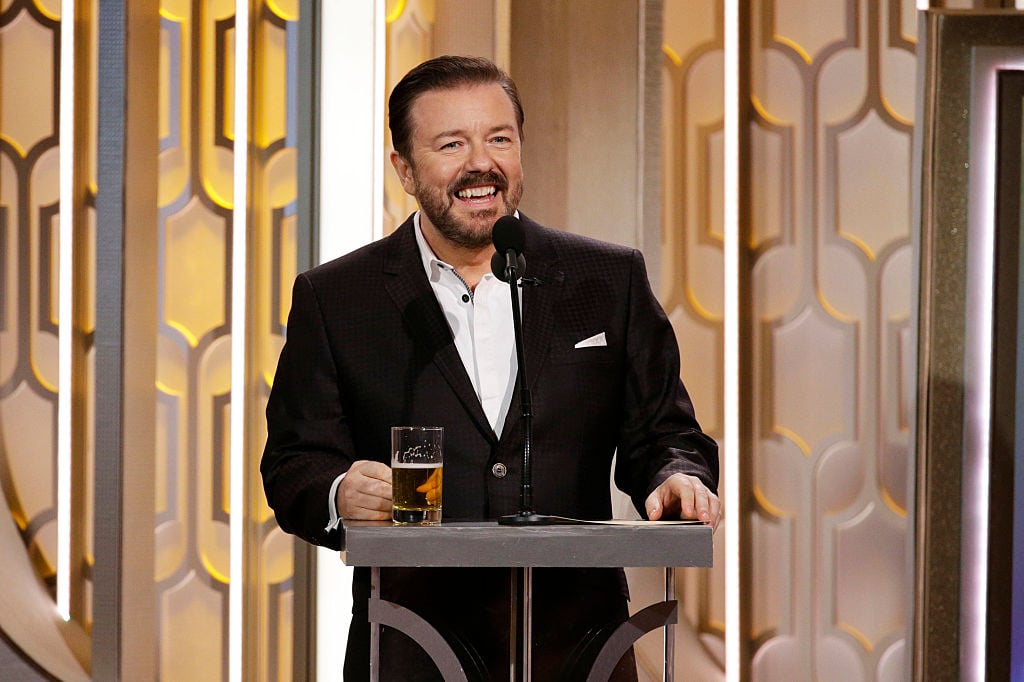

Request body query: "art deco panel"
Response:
[383, 0, 435, 235]
[3, 0, 299, 674]
[155, 1, 297, 679]
[662, 0, 915, 679]
[660, 1, 728, 669]
[0, 0, 63, 589]
[1, 0, 92, 677]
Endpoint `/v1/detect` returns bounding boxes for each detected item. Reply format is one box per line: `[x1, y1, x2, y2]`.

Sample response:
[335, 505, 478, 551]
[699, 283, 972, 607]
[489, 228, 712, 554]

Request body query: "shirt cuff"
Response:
[324, 471, 347, 533]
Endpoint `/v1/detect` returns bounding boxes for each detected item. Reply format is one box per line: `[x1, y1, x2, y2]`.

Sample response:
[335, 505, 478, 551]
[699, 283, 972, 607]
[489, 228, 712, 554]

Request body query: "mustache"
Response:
[449, 171, 508, 195]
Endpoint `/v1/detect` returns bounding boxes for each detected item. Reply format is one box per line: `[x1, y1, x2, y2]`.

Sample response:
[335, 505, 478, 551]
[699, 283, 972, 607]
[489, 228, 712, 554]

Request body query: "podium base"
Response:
[497, 513, 581, 526]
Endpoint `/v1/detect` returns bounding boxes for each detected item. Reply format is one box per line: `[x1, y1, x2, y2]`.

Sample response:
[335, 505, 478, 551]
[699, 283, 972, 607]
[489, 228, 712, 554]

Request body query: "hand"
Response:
[335, 460, 392, 521]
[645, 473, 721, 530]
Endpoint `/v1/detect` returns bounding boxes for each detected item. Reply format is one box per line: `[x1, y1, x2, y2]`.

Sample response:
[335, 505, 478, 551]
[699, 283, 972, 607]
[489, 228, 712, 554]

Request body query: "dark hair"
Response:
[388, 55, 525, 161]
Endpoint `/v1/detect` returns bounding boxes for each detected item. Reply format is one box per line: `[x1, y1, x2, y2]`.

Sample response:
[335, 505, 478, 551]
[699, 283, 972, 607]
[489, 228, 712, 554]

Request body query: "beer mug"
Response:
[391, 426, 443, 525]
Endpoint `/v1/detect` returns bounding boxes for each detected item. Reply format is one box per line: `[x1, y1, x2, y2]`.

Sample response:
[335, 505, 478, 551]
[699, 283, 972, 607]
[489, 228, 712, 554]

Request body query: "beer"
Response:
[392, 463, 443, 524]
[391, 426, 444, 524]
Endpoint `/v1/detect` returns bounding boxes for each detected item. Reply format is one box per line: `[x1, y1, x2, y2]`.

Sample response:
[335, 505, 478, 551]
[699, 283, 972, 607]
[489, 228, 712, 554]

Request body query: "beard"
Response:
[414, 170, 524, 250]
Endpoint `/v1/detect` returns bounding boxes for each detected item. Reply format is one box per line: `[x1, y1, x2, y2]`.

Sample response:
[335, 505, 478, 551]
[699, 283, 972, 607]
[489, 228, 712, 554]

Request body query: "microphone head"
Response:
[492, 215, 526, 256]
[490, 251, 527, 283]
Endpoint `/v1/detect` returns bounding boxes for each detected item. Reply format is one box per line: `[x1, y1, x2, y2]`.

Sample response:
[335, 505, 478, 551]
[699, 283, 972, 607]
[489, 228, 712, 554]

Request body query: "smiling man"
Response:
[261, 56, 720, 680]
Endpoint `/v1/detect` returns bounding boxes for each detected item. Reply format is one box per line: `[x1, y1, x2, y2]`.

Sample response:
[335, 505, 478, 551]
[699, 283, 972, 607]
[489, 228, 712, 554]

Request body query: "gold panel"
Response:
[384, 0, 435, 235]
[163, 198, 228, 345]
[0, 0, 63, 603]
[153, 1, 298, 678]
[663, 0, 916, 677]
[0, 0, 295, 677]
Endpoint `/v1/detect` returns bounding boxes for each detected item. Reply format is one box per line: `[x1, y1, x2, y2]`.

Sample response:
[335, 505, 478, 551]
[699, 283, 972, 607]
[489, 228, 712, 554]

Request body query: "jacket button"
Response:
[491, 462, 507, 478]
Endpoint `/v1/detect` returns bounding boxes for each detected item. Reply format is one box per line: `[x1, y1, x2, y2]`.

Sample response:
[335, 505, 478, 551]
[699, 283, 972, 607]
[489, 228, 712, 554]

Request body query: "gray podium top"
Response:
[340, 520, 713, 568]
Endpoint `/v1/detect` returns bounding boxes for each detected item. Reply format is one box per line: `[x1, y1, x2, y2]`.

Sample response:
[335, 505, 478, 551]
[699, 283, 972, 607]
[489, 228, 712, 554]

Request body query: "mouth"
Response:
[451, 171, 509, 207]
[454, 185, 499, 203]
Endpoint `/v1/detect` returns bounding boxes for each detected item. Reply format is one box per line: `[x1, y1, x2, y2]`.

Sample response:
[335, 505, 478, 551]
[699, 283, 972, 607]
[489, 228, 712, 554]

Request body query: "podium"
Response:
[340, 521, 713, 681]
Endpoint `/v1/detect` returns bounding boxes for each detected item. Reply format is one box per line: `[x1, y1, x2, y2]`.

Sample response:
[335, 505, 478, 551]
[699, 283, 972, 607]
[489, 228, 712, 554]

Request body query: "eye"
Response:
[491, 136, 512, 144]
[440, 140, 460, 150]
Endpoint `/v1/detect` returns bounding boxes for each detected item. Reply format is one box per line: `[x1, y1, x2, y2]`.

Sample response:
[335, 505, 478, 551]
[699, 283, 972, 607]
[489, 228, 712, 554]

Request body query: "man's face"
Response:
[391, 83, 524, 251]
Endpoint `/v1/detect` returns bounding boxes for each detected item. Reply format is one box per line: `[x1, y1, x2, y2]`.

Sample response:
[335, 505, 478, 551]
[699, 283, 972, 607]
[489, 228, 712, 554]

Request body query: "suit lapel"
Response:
[522, 257, 562, 394]
[382, 219, 497, 443]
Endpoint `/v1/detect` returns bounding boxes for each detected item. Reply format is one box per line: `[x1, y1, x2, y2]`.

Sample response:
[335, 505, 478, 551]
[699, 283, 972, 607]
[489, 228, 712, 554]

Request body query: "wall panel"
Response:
[662, 1, 916, 678]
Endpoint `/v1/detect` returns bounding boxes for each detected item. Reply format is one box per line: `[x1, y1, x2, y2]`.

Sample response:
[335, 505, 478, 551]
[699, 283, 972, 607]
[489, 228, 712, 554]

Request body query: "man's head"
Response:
[388, 56, 526, 252]
[389, 55, 524, 162]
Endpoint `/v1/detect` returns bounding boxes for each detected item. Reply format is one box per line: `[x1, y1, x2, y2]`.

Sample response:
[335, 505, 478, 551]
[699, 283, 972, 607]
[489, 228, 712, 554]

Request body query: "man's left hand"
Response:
[645, 473, 721, 530]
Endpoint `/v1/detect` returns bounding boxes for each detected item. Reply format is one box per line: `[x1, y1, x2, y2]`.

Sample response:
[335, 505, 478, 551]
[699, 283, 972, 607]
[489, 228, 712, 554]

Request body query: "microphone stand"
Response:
[498, 248, 549, 526]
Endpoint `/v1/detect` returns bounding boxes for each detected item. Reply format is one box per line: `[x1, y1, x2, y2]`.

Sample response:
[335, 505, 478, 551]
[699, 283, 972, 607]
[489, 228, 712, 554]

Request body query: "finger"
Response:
[692, 486, 711, 523]
[707, 493, 722, 530]
[337, 465, 393, 519]
[645, 492, 663, 521]
[350, 460, 393, 483]
[339, 490, 391, 520]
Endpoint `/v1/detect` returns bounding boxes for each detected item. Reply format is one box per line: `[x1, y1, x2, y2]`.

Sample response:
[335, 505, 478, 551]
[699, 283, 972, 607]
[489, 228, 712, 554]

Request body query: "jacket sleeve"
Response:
[613, 249, 719, 517]
[261, 272, 355, 550]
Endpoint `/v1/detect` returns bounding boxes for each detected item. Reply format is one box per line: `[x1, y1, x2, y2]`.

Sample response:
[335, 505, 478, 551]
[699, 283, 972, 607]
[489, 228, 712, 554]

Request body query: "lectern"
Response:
[340, 521, 713, 681]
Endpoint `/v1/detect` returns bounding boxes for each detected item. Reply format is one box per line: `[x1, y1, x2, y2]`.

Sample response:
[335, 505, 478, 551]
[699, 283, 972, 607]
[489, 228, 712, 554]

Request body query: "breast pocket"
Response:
[550, 346, 615, 365]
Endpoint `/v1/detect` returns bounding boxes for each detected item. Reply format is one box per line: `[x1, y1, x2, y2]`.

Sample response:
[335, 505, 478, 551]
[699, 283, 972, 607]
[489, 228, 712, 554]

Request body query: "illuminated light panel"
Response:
[316, 2, 386, 678]
[229, 0, 250, 679]
[961, 49, 1024, 682]
[723, 1, 740, 680]
[57, 0, 75, 623]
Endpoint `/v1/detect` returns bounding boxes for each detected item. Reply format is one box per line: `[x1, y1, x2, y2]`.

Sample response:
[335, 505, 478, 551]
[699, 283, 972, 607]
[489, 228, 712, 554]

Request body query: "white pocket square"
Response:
[574, 332, 607, 349]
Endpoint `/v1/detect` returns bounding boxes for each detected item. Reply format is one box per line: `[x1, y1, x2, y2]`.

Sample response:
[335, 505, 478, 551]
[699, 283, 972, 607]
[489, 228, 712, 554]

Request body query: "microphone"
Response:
[493, 214, 525, 254]
[491, 215, 526, 283]
[491, 216, 553, 526]
[490, 251, 526, 283]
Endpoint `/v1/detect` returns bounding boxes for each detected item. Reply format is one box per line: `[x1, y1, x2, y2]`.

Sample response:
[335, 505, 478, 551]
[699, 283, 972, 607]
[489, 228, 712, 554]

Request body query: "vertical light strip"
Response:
[961, 57, 995, 682]
[56, 0, 76, 623]
[961, 50, 1024, 682]
[371, 0, 386, 243]
[229, 1, 251, 680]
[316, 2, 384, 678]
[723, 1, 741, 680]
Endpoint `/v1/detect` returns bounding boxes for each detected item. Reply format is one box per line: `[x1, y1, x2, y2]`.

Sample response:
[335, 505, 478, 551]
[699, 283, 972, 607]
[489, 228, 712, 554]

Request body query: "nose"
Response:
[465, 143, 494, 172]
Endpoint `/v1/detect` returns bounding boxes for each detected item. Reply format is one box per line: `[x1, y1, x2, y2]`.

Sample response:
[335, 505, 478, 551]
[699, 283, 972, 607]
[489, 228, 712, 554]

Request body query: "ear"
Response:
[390, 151, 416, 195]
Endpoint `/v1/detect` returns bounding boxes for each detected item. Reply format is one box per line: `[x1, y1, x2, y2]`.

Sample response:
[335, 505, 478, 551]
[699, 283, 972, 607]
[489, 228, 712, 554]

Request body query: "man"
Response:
[262, 55, 720, 680]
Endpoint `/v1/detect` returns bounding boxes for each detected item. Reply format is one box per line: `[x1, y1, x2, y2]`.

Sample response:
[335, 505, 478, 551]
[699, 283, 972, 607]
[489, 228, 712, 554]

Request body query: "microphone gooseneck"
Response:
[493, 216, 552, 526]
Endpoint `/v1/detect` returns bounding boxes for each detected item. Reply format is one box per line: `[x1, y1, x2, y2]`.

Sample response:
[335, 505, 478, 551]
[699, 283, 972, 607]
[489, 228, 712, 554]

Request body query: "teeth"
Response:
[457, 186, 496, 199]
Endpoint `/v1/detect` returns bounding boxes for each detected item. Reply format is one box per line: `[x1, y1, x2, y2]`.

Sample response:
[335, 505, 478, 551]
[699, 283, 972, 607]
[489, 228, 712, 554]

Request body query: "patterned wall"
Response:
[0, 0, 998, 680]
[155, 1, 297, 679]
[0, 0, 68, 603]
[0, 0, 298, 679]
[662, 1, 916, 679]
[384, 0, 435, 234]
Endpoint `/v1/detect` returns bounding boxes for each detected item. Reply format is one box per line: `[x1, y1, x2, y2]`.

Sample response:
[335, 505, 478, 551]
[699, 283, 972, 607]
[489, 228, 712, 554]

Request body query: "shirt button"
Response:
[491, 463, 507, 478]
[462, 294, 470, 303]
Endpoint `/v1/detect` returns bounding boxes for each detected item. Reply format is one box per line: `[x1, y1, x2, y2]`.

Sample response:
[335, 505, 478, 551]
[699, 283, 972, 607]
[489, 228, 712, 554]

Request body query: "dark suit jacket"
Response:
[261, 213, 718, 679]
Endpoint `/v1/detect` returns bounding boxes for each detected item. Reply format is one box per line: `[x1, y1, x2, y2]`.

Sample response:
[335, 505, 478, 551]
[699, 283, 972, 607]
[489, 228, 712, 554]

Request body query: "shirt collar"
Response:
[413, 212, 446, 283]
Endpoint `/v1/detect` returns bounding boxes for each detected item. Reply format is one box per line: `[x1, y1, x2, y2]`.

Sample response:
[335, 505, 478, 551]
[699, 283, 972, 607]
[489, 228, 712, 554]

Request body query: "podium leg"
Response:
[522, 567, 533, 682]
[370, 567, 380, 682]
[664, 567, 675, 682]
[508, 570, 518, 682]
[367, 566, 469, 681]
[585, 597, 678, 681]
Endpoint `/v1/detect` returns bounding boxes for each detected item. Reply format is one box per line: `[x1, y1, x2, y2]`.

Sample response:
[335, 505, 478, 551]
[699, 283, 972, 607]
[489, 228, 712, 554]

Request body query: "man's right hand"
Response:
[335, 460, 392, 520]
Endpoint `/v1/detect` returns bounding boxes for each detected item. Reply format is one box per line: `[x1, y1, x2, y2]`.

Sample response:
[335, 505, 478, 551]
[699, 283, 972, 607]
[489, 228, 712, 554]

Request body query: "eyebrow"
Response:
[431, 124, 517, 142]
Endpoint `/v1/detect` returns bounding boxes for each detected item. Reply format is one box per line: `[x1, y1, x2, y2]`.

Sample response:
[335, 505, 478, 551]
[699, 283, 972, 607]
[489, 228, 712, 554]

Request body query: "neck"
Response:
[419, 222, 493, 290]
